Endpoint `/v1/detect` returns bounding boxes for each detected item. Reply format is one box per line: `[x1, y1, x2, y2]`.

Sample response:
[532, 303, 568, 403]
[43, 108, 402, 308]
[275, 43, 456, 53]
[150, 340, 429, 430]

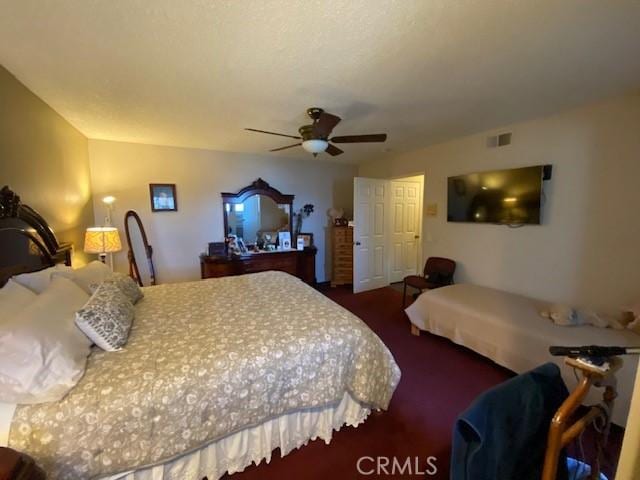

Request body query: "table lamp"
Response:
[84, 227, 122, 265]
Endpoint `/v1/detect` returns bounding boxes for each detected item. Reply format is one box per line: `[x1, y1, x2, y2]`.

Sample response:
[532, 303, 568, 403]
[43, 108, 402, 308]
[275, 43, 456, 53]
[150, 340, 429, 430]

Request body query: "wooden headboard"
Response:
[0, 186, 72, 287]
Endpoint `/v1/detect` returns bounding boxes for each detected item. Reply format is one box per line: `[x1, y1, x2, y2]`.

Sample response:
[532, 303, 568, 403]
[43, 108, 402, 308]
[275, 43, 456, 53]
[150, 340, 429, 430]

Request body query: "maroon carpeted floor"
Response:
[223, 286, 622, 479]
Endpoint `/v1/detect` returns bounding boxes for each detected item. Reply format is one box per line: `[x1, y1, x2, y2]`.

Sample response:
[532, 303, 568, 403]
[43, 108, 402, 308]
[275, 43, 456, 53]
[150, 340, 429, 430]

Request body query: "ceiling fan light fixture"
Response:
[302, 139, 328, 154]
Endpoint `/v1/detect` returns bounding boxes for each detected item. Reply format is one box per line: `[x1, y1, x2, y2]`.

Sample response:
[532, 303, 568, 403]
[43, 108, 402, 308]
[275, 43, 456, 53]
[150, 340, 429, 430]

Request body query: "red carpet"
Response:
[223, 286, 621, 479]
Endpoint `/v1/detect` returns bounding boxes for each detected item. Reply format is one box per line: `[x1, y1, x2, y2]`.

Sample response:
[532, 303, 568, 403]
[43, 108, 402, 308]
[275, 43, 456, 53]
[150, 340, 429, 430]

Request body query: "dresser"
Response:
[331, 226, 353, 287]
[200, 248, 317, 285]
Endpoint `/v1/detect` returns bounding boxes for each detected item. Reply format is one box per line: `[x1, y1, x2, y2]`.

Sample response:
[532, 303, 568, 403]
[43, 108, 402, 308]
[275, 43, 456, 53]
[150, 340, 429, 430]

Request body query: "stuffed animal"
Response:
[540, 304, 579, 326]
[540, 304, 632, 330]
[623, 303, 640, 335]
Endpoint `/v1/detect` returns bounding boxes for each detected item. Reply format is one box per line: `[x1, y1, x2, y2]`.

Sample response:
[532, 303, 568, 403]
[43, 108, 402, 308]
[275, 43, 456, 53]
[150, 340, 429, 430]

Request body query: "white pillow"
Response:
[0, 276, 92, 404]
[0, 280, 37, 323]
[52, 260, 113, 294]
[12, 264, 72, 294]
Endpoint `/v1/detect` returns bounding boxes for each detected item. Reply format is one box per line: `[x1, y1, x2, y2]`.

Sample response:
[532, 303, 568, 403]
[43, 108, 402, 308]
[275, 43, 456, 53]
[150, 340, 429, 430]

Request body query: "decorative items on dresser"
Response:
[331, 225, 353, 287]
[201, 178, 317, 285]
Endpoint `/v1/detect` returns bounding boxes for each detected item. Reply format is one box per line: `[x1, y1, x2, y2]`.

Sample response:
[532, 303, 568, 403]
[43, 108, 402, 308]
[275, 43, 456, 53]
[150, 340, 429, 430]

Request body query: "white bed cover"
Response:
[405, 283, 639, 426]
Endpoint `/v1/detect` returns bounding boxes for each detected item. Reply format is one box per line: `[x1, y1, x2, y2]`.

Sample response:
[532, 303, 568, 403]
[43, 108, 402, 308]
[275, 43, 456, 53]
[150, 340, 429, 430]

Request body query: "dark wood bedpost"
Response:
[0, 447, 46, 480]
[0, 185, 72, 286]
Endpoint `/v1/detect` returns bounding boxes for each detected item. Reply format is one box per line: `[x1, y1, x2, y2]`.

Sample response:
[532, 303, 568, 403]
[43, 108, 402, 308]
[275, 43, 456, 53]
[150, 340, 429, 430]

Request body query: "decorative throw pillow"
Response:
[90, 272, 144, 304]
[75, 282, 134, 351]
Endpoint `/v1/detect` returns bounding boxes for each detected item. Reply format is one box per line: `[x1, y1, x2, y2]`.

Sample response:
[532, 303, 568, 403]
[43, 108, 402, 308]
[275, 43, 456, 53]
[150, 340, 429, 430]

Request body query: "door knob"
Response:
[354, 241, 361, 246]
[414, 235, 420, 239]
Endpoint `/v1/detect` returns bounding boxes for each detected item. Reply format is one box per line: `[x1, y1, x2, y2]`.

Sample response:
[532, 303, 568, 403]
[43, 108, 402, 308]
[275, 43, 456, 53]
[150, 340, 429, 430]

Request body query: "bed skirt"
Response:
[103, 391, 370, 480]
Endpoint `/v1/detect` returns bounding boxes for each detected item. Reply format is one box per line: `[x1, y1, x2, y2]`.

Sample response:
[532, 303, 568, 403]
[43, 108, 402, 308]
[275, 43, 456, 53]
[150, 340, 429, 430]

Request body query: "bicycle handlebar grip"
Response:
[549, 345, 627, 357]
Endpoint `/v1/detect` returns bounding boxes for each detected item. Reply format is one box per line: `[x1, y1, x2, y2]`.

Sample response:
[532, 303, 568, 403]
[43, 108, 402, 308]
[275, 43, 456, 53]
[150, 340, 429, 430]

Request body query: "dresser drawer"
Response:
[334, 245, 353, 255]
[333, 227, 352, 242]
[334, 254, 353, 264]
[242, 254, 297, 276]
[201, 249, 316, 285]
[201, 261, 239, 278]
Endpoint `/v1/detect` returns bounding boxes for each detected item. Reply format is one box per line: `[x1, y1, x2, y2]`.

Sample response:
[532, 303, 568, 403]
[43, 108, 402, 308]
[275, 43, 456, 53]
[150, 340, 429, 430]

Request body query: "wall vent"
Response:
[487, 132, 512, 147]
[497, 132, 512, 146]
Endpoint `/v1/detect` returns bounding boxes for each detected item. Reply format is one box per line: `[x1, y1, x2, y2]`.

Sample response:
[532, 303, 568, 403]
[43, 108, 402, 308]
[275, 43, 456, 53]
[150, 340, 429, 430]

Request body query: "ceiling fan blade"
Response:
[269, 143, 302, 152]
[325, 144, 344, 156]
[312, 112, 341, 138]
[330, 134, 387, 143]
[245, 128, 301, 140]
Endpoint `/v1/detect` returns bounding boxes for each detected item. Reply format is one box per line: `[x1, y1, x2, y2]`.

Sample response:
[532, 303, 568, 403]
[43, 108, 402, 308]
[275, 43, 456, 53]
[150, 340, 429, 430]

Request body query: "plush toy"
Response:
[540, 304, 632, 330]
[540, 304, 579, 326]
[628, 317, 640, 335]
[623, 303, 640, 335]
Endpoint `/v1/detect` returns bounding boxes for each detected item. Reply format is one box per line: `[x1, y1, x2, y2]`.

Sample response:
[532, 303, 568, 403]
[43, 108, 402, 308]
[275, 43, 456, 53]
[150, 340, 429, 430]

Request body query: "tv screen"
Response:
[447, 165, 546, 224]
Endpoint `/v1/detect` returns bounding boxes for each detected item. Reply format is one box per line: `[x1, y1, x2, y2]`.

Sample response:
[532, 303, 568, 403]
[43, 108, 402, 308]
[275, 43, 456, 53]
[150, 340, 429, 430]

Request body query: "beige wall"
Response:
[360, 92, 640, 312]
[0, 65, 93, 264]
[88, 139, 357, 283]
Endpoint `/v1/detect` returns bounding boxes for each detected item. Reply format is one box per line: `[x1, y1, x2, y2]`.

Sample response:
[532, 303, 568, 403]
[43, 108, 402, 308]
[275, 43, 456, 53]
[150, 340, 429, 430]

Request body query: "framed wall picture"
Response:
[149, 184, 177, 212]
[297, 233, 313, 248]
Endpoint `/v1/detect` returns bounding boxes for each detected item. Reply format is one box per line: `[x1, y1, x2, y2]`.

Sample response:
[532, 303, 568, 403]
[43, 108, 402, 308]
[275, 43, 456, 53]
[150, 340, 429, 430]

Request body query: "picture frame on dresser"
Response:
[278, 231, 291, 250]
[297, 232, 314, 248]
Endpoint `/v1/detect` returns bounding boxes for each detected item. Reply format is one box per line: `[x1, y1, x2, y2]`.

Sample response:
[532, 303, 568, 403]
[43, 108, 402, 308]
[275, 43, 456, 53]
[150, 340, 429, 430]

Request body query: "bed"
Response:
[0, 187, 401, 479]
[405, 283, 638, 426]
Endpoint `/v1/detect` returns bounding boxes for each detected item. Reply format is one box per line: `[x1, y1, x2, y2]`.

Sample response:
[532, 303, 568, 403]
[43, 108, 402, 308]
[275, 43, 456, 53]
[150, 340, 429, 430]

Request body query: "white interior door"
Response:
[353, 177, 389, 293]
[389, 180, 422, 283]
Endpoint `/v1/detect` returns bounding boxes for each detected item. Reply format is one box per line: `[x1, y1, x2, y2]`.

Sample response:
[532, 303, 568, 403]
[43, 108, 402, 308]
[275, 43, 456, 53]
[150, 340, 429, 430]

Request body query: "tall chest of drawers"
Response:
[331, 226, 353, 287]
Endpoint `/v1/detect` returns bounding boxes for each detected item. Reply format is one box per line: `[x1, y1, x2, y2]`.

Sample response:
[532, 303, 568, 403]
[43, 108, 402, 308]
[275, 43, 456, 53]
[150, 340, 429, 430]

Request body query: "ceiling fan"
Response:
[245, 107, 387, 157]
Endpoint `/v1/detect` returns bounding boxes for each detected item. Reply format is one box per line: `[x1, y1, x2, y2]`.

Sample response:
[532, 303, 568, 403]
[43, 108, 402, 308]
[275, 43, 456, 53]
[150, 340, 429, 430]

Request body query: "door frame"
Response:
[352, 174, 425, 292]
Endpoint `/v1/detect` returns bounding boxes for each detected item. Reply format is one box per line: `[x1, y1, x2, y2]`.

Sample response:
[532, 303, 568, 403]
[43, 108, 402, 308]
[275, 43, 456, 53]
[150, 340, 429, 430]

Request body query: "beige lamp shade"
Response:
[84, 227, 122, 254]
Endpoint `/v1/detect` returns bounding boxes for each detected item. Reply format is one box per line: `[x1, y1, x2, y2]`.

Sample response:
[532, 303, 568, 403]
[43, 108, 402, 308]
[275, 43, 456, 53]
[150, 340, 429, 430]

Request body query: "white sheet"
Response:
[101, 391, 369, 480]
[405, 283, 639, 426]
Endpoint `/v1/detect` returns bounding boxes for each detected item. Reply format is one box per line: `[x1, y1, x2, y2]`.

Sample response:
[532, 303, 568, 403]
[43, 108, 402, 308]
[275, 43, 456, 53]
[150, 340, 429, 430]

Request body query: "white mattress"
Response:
[405, 283, 639, 426]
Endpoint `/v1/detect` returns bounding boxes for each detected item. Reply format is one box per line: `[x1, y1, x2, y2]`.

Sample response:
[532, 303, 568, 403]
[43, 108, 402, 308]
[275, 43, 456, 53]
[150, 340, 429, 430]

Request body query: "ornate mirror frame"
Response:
[221, 178, 295, 238]
[124, 210, 157, 287]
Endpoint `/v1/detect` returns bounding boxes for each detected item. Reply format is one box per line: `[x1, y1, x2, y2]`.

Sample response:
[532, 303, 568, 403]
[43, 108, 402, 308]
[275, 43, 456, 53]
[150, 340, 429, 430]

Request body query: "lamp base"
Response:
[98, 253, 107, 264]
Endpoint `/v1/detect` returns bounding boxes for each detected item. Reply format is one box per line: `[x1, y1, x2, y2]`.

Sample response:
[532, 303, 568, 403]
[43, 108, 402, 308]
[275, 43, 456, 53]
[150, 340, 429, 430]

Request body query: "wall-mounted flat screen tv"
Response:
[447, 165, 548, 225]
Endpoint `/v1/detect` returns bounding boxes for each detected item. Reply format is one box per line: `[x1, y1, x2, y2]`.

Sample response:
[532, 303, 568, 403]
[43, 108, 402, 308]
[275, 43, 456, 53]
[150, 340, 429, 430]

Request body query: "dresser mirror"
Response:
[222, 179, 294, 249]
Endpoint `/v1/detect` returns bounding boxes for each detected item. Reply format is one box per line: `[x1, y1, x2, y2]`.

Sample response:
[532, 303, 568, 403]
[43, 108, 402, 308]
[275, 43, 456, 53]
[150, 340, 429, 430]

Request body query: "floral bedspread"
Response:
[9, 271, 401, 479]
